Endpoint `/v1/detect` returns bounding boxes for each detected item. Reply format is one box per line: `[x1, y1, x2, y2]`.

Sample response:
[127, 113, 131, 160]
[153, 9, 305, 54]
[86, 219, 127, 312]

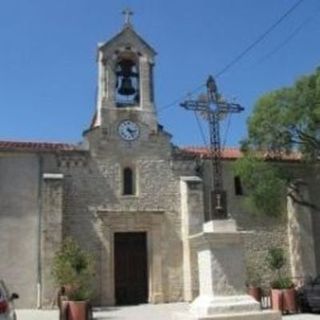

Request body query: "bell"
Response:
[118, 59, 135, 77]
[118, 77, 136, 96]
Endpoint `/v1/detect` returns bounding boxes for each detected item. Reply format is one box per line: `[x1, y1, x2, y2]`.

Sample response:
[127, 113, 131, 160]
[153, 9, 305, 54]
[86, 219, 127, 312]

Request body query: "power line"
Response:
[158, 0, 305, 115]
[158, 83, 205, 113]
[255, 6, 320, 66]
[193, 110, 209, 147]
[215, 0, 306, 78]
[222, 113, 232, 150]
[218, 0, 309, 147]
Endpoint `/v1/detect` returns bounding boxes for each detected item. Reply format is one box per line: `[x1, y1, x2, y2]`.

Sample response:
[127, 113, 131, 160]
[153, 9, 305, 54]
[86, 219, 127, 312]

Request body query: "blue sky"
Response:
[0, 0, 319, 148]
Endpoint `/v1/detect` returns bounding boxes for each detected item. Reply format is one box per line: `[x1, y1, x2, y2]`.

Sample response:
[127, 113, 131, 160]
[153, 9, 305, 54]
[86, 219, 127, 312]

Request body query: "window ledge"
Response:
[121, 194, 139, 198]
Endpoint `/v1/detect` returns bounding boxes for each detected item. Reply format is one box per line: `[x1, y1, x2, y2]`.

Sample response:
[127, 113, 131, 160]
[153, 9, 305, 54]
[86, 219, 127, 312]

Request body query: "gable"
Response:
[98, 25, 156, 57]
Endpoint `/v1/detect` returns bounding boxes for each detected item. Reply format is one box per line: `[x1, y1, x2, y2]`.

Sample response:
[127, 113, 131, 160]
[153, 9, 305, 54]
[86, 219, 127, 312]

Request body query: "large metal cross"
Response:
[180, 75, 244, 220]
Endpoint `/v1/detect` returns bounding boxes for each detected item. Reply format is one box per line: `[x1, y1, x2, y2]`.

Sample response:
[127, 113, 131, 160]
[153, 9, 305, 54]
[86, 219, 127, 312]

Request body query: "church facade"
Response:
[0, 20, 319, 308]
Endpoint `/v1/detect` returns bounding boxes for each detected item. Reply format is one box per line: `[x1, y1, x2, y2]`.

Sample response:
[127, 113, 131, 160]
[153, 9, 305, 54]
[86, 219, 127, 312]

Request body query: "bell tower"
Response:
[93, 11, 158, 134]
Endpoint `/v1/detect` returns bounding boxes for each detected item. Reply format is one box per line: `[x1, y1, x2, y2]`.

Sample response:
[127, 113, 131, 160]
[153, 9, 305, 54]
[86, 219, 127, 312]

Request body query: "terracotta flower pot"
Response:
[283, 288, 297, 314]
[247, 286, 262, 302]
[67, 301, 88, 320]
[271, 289, 283, 311]
[60, 300, 69, 320]
[271, 288, 297, 314]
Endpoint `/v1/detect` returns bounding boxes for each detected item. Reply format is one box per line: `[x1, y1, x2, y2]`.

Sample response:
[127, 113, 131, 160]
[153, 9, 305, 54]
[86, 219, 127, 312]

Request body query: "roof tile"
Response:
[0, 140, 77, 152]
[181, 146, 301, 161]
[0, 140, 301, 160]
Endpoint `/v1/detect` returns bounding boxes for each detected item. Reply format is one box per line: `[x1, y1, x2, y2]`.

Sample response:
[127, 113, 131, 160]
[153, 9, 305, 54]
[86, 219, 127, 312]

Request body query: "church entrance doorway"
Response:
[114, 232, 148, 305]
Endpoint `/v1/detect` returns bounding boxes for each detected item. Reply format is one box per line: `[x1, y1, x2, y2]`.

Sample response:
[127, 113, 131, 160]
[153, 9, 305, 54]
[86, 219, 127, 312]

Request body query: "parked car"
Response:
[298, 275, 320, 313]
[0, 280, 19, 320]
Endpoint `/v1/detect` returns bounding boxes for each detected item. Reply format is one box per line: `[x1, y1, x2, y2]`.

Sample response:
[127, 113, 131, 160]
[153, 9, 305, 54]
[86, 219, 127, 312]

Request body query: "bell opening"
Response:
[116, 56, 140, 107]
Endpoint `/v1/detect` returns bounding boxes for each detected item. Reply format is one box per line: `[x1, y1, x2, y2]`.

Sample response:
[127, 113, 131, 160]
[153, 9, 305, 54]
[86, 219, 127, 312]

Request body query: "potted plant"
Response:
[52, 238, 95, 320]
[246, 265, 262, 303]
[266, 247, 296, 314]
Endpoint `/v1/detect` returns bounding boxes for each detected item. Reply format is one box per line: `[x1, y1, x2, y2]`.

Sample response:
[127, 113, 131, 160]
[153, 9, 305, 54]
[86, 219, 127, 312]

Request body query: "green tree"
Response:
[245, 67, 320, 160]
[265, 247, 293, 289]
[51, 238, 95, 301]
[233, 154, 287, 216]
[235, 68, 320, 216]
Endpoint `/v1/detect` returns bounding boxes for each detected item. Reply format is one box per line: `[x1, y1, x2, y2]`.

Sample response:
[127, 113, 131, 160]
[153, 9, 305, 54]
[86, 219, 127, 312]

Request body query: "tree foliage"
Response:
[245, 67, 320, 160]
[233, 154, 287, 216]
[265, 247, 293, 289]
[51, 238, 95, 301]
[266, 247, 286, 272]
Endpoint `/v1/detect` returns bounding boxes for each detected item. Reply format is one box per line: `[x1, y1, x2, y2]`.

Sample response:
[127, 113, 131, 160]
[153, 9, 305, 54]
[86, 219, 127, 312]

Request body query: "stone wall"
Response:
[55, 131, 197, 305]
[45, 149, 320, 304]
[201, 160, 295, 289]
[41, 173, 64, 307]
[0, 153, 40, 308]
[304, 166, 320, 274]
[1, 146, 319, 308]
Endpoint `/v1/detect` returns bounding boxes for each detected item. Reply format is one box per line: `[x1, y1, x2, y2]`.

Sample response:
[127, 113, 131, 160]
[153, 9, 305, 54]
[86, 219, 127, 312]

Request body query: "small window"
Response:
[234, 176, 243, 196]
[123, 167, 135, 195]
[149, 63, 154, 103]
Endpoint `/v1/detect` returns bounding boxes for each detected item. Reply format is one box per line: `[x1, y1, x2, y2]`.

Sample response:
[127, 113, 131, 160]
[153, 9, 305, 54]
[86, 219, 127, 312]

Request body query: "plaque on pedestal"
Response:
[211, 190, 227, 219]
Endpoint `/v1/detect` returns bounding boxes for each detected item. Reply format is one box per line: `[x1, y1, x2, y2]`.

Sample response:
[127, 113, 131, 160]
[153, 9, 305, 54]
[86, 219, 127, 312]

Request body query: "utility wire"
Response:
[219, 1, 313, 147]
[158, 0, 306, 154]
[255, 6, 320, 66]
[158, 83, 205, 113]
[193, 112, 232, 150]
[218, 0, 309, 147]
[158, 0, 305, 115]
[215, 0, 306, 78]
[193, 110, 209, 147]
[222, 113, 232, 150]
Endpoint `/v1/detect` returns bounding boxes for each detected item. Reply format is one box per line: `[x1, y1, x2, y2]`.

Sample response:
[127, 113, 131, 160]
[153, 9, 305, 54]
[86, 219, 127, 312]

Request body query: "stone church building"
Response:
[0, 19, 319, 308]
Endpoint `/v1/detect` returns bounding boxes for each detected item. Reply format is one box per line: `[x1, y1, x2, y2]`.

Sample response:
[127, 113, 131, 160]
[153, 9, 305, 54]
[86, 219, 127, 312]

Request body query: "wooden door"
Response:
[114, 232, 148, 305]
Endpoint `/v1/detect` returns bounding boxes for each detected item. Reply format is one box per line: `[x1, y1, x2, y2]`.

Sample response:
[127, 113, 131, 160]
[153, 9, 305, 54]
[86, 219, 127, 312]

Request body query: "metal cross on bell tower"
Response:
[180, 75, 244, 220]
[122, 8, 133, 25]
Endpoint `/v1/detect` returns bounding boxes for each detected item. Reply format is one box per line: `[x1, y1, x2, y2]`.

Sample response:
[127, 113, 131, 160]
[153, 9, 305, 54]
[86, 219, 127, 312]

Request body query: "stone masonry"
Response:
[0, 20, 318, 309]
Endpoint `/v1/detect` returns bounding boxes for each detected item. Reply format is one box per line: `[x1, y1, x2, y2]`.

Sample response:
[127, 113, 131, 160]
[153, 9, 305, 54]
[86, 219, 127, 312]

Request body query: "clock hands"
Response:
[127, 127, 137, 137]
[118, 120, 140, 140]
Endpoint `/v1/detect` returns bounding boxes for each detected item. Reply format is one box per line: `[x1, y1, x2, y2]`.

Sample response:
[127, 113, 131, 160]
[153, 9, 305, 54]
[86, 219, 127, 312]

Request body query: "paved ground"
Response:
[16, 303, 320, 320]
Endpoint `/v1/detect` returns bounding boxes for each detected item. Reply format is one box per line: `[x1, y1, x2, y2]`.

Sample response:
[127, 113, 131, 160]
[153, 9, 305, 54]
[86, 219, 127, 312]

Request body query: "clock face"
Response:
[118, 120, 140, 141]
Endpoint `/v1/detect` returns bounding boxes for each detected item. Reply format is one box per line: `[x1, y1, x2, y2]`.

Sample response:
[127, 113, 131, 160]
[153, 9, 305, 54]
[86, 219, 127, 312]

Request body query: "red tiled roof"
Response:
[182, 146, 301, 161]
[182, 147, 242, 159]
[0, 140, 77, 152]
[0, 140, 302, 160]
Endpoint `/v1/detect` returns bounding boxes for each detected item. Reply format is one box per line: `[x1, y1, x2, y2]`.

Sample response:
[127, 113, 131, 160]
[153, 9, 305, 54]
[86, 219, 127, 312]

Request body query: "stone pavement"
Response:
[16, 303, 320, 320]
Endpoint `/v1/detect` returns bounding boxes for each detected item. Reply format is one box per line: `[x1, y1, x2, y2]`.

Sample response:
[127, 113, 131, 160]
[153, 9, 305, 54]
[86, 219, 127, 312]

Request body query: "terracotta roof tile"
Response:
[0, 140, 302, 161]
[181, 146, 301, 161]
[0, 140, 77, 152]
[182, 147, 242, 159]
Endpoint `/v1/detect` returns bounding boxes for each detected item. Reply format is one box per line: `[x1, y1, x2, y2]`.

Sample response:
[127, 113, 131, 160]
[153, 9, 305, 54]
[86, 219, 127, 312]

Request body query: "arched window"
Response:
[123, 167, 135, 195]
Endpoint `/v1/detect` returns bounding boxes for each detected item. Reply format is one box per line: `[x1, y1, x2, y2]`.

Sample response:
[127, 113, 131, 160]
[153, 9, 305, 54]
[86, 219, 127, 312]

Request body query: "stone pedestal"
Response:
[174, 220, 281, 320]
